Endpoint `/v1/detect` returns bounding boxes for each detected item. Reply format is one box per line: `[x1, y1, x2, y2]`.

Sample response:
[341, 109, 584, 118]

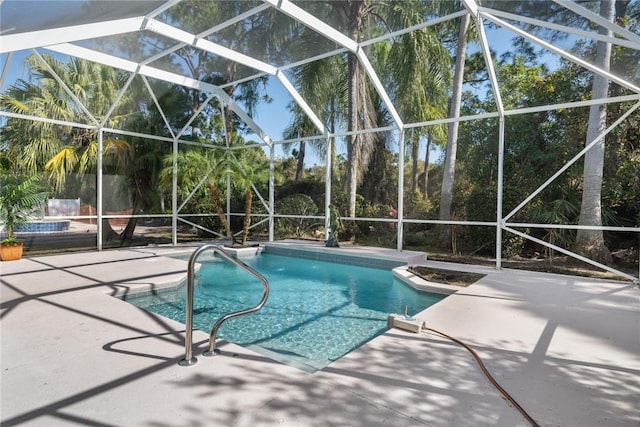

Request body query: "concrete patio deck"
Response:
[1, 243, 638, 426]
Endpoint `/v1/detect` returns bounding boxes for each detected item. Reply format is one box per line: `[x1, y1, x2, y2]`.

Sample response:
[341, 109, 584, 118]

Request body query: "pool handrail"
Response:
[179, 244, 270, 367]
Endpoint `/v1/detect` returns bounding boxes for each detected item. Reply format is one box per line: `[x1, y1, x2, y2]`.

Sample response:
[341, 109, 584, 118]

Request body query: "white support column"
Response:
[324, 135, 332, 241]
[97, 129, 104, 251]
[496, 118, 505, 269]
[470, 3, 506, 269]
[269, 145, 275, 242]
[226, 175, 231, 239]
[172, 136, 178, 246]
[397, 130, 405, 251]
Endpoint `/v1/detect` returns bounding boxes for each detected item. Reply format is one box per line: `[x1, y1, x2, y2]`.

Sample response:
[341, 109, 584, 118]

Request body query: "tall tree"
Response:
[282, 104, 322, 181]
[575, 0, 616, 264]
[439, 12, 472, 249]
[288, 51, 345, 184]
[385, 0, 451, 199]
[329, 1, 380, 217]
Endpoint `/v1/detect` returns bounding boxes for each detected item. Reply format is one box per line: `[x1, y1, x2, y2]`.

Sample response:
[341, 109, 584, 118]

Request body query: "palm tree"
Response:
[230, 159, 270, 246]
[159, 147, 238, 244]
[288, 50, 346, 184]
[294, 2, 453, 217]
[322, 0, 381, 217]
[281, 103, 321, 181]
[0, 54, 135, 241]
[385, 1, 451, 200]
[0, 55, 133, 180]
[0, 174, 49, 244]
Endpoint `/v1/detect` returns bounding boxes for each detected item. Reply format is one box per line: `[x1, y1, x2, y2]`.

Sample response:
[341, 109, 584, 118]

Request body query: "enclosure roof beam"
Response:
[483, 13, 640, 94]
[144, 17, 326, 138]
[144, 19, 278, 75]
[361, 10, 469, 48]
[356, 48, 403, 129]
[484, 8, 640, 50]
[464, 0, 505, 116]
[0, 17, 145, 54]
[141, 76, 177, 140]
[275, 70, 326, 135]
[263, 0, 403, 129]
[262, 0, 358, 52]
[552, 0, 640, 45]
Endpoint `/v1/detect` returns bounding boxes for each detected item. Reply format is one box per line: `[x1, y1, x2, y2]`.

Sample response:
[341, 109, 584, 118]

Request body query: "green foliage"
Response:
[403, 190, 434, 221]
[403, 231, 430, 248]
[275, 180, 325, 211]
[275, 194, 319, 239]
[1, 236, 20, 246]
[325, 204, 343, 247]
[455, 48, 640, 256]
[0, 174, 49, 242]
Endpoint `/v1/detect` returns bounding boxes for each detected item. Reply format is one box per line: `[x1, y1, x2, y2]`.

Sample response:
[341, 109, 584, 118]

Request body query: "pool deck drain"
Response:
[1, 242, 638, 426]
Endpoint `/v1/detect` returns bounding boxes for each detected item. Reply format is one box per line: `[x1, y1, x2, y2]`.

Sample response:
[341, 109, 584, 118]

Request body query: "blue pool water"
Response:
[127, 252, 443, 372]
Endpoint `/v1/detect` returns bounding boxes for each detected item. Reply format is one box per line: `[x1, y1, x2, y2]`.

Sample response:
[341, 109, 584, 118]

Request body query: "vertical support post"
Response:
[172, 136, 178, 245]
[269, 145, 275, 242]
[97, 129, 103, 251]
[472, 8, 505, 269]
[221, 97, 232, 240]
[496, 117, 505, 269]
[324, 135, 332, 241]
[226, 175, 231, 239]
[397, 129, 405, 251]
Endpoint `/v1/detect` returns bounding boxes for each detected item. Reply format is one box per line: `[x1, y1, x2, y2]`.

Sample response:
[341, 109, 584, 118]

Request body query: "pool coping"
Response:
[263, 240, 425, 269]
[108, 243, 464, 300]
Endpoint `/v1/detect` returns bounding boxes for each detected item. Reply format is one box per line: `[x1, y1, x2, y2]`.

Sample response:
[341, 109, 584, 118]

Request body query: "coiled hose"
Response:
[421, 325, 540, 427]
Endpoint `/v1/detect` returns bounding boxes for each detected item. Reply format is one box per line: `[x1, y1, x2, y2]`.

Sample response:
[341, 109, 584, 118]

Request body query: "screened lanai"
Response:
[1, 0, 639, 283]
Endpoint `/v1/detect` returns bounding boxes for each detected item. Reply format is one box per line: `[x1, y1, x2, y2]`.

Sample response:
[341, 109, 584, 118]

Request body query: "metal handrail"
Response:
[179, 244, 269, 366]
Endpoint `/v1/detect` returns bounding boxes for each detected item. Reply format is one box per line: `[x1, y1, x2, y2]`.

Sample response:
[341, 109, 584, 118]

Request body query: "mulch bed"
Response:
[407, 266, 485, 287]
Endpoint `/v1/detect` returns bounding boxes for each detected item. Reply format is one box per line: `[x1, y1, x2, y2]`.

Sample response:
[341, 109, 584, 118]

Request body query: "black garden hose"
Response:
[421, 325, 540, 427]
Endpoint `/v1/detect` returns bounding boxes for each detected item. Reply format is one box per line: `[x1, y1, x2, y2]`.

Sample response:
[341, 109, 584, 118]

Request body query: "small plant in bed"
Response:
[407, 266, 485, 287]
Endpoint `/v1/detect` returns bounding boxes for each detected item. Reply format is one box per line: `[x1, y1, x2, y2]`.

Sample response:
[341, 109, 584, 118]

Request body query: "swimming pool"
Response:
[127, 252, 443, 372]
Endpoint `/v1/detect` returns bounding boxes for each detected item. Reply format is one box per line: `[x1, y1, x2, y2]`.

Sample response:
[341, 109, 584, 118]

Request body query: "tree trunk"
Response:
[439, 13, 470, 250]
[119, 188, 144, 245]
[295, 140, 306, 181]
[191, 88, 200, 137]
[347, 49, 360, 217]
[345, 2, 364, 218]
[101, 218, 119, 242]
[329, 103, 338, 183]
[242, 189, 253, 246]
[422, 136, 431, 198]
[411, 132, 419, 193]
[575, 0, 614, 264]
[209, 183, 237, 245]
